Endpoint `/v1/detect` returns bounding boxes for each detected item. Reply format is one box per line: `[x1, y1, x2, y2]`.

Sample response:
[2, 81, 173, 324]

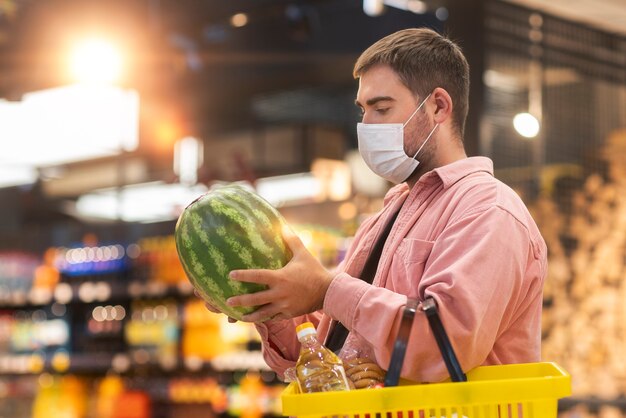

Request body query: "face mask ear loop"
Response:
[403, 93, 432, 128]
[412, 123, 439, 159]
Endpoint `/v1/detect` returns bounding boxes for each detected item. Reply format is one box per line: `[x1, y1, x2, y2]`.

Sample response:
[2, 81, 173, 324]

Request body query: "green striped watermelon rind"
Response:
[174, 184, 292, 321]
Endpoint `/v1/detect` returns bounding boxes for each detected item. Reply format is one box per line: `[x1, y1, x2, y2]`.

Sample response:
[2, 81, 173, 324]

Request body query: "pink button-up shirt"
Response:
[256, 157, 547, 383]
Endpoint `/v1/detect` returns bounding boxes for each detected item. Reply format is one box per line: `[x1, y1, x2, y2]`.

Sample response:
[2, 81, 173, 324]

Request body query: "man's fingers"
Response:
[202, 301, 237, 322]
[229, 269, 274, 285]
[241, 304, 279, 323]
[204, 302, 221, 314]
[227, 289, 275, 308]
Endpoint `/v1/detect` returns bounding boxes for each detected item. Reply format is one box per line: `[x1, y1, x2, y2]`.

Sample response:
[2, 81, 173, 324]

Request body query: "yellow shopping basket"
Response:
[282, 361, 571, 418]
[282, 299, 571, 418]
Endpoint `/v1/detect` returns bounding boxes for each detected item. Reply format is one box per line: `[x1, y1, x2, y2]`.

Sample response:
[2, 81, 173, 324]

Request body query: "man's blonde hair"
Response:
[354, 28, 470, 137]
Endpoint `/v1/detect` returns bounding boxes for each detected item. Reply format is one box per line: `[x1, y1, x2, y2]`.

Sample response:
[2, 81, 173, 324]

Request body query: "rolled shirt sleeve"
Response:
[254, 311, 324, 378]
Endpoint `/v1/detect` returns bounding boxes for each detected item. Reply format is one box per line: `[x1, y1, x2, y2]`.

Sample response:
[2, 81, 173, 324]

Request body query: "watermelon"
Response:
[174, 184, 292, 320]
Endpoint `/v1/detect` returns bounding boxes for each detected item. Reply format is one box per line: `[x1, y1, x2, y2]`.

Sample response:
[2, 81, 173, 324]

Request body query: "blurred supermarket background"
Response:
[0, 0, 625, 417]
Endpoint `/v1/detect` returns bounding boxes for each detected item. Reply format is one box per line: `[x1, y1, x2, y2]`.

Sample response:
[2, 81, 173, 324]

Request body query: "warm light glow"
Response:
[230, 13, 249, 27]
[338, 202, 357, 220]
[311, 159, 351, 201]
[296, 229, 314, 250]
[70, 38, 123, 84]
[513, 113, 540, 138]
[155, 120, 183, 150]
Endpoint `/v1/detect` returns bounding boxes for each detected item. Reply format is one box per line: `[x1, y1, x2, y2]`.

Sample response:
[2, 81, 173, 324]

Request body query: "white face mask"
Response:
[357, 94, 439, 184]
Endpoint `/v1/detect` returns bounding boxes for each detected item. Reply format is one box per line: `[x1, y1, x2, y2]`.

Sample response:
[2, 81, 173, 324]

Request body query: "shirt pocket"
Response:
[389, 238, 435, 294]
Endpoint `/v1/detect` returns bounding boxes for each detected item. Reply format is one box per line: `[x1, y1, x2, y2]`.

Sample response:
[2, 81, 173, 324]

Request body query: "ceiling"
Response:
[0, 0, 623, 133]
[0, 0, 444, 135]
[505, 0, 626, 37]
[0, 0, 624, 235]
[0, 0, 622, 155]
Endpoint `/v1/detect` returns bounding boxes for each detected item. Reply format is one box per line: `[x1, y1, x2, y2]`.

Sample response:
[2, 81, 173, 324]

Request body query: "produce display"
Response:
[531, 131, 626, 399]
[175, 185, 292, 321]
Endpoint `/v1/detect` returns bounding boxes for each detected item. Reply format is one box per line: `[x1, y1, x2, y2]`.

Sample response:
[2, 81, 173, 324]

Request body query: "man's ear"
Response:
[432, 87, 453, 125]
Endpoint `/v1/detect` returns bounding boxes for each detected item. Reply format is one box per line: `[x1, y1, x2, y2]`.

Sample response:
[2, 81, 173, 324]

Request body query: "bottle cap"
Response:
[296, 322, 317, 340]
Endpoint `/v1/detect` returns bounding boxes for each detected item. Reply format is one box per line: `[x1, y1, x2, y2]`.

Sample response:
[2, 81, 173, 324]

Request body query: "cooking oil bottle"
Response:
[295, 322, 350, 393]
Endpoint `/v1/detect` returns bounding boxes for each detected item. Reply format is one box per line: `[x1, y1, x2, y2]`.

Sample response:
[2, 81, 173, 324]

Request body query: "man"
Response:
[214, 28, 547, 383]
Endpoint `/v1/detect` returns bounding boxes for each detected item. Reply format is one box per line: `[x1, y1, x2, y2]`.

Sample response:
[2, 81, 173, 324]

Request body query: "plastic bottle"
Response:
[295, 322, 350, 393]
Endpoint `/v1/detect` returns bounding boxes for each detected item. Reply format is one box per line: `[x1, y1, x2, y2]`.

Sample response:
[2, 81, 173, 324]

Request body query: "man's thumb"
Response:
[281, 224, 304, 253]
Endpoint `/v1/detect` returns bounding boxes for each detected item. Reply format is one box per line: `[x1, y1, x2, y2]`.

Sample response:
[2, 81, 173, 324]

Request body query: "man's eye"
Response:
[376, 108, 389, 114]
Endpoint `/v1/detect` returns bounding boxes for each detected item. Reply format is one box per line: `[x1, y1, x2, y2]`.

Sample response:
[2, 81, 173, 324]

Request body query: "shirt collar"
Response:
[384, 157, 495, 202]
[432, 156, 494, 189]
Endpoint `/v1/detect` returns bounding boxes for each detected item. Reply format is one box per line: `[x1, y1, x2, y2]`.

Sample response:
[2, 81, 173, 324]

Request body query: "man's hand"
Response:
[226, 225, 334, 323]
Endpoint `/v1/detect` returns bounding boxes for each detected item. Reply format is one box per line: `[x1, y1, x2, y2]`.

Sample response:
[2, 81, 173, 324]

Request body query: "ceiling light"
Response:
[513, 113, 540, 138]
[0, 165, 37, 188]
[75, 182, 208, 223]
[435, 7, 449, 21]
[0, 84, 139, 167]
[363, 0, 385, 16]
[255, 173, 321, 207]
[381, 0, 426, 14]
[69, 38, 123, 85]
[230, 13, 249, 28]
[406, 0, 427, 14]
[174, 137, 204, 186]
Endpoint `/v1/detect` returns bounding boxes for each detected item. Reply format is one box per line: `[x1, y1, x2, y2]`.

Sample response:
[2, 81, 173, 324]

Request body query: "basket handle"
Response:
[384, 297, 467, 387]
[422, 298, 467, 383]
[384, 298, 419, 387]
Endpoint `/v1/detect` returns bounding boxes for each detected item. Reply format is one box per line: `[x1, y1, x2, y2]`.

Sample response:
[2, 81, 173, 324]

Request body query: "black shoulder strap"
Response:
[325, 207, 402, 352]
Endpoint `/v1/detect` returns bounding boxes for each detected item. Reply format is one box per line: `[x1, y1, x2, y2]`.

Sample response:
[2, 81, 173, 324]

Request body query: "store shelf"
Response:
[0, 371, 285, 418]
[0, 351, 271, 376]
[0, 281, 196, 310]
[0, 234, 294, 417]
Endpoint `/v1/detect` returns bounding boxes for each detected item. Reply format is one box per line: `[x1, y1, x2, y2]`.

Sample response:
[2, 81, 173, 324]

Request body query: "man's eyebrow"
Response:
[354, 96, 395, 107]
